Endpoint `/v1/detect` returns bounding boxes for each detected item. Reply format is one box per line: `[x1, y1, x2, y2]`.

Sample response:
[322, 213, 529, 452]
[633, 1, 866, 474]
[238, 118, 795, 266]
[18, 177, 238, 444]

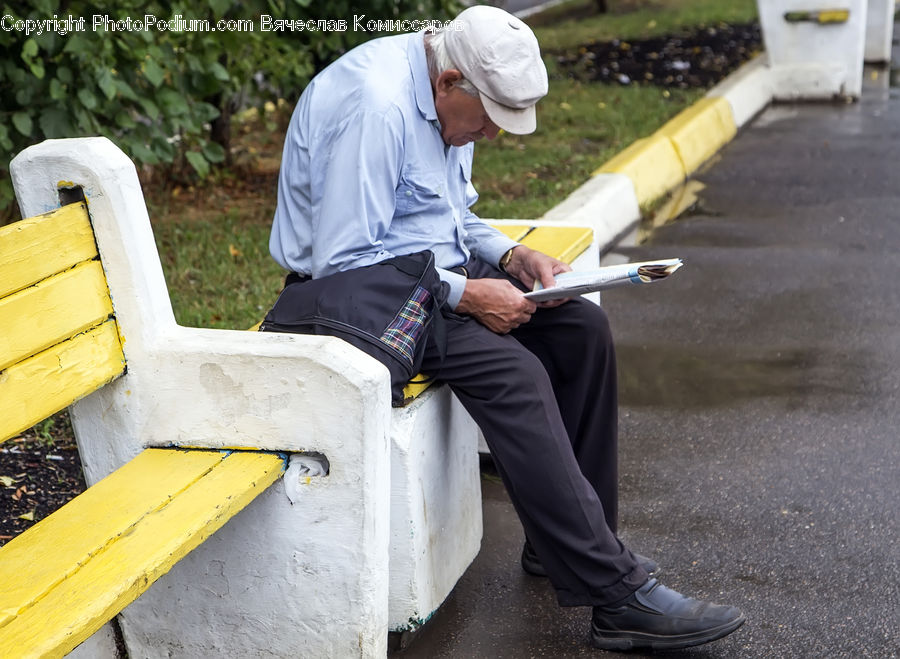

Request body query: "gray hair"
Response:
[424, 29, 479, 97]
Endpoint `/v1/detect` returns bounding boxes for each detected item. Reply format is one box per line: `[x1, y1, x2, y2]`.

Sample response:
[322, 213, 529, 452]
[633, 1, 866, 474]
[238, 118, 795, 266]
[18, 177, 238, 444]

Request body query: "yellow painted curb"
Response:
[657, 96, 737, 176]
[594, 134, 685, 208]
[592, 94, 739, 210]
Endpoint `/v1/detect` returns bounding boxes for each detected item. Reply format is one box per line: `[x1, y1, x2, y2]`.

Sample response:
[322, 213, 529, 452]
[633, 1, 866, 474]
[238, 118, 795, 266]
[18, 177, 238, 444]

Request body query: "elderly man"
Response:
[267, 5, 744, 651]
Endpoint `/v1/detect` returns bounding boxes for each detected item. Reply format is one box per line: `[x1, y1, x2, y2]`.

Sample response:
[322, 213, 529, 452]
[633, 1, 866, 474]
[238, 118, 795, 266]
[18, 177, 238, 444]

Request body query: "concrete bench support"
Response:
[865, 0, 894, 63]
[757, 0, 868, 99]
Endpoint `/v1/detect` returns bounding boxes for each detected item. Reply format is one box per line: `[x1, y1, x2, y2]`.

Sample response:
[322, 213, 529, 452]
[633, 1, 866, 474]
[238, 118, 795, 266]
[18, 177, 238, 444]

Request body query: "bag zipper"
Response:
[262, 315, 416, 374]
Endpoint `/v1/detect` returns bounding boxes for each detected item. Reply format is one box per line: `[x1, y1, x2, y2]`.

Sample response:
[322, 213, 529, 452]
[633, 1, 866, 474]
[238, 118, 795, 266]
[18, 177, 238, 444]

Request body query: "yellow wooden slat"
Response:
[0, 448, 284, 658]
[0, 203, 97, 299]
[401, 379, 433, 404]
[520, 226, 593, 264]
[0, 449, 225, 626]
[0, 261, 114, 372]
[0, 320, 124, 443]
[490, 223, 532, 241]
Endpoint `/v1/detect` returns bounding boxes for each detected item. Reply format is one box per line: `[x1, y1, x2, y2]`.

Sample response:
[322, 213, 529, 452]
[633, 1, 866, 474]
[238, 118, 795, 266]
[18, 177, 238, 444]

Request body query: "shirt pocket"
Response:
[395, 167, 448, 231]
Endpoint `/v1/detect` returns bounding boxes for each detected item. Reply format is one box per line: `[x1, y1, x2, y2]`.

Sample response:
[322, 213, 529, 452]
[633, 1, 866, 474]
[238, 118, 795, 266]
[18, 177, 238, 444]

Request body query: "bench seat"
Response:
[0, 448, 283, 657]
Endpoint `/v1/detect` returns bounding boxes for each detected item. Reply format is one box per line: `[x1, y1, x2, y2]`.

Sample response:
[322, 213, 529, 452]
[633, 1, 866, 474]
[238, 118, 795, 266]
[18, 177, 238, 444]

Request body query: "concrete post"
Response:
[865, 0, 895, 63]
[757, 0, 868, 99]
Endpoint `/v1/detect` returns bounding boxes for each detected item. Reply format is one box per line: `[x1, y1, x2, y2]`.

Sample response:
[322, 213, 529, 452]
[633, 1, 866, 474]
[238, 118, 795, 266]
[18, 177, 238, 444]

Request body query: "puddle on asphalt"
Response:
[638, 179, 708, 241]
[635, 178, 724, 243]
[617, 343, 871, 410]
[615, 152, 872, 412]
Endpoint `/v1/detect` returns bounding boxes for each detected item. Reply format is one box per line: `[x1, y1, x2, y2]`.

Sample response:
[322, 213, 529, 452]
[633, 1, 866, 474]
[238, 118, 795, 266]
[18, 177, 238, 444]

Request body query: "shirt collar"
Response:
[408, 31, 438, 123]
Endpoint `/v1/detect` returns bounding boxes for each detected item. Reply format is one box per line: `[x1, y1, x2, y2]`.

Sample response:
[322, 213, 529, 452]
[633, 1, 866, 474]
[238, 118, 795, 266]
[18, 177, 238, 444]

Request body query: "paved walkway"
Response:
[390, 61, 900, 658]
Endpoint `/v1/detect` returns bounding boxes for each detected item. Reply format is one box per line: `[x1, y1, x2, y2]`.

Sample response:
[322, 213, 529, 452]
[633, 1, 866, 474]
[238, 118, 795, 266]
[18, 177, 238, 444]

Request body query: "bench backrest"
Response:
[0, 202, 124, 443]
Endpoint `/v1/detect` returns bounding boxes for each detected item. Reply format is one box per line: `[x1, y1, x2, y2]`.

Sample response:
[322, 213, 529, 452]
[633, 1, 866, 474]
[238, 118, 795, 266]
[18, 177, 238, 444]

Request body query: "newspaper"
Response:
[524, 258, 684, 302]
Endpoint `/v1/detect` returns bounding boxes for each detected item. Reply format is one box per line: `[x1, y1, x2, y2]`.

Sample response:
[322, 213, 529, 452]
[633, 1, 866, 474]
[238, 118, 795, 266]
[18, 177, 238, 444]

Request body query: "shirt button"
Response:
[406, 190, 412, 197]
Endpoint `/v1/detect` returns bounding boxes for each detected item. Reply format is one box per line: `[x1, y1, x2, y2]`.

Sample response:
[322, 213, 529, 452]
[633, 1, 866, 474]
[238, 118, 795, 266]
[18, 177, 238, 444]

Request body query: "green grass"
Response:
[153, 212, 286, 329]
[531, 0, 759, 50]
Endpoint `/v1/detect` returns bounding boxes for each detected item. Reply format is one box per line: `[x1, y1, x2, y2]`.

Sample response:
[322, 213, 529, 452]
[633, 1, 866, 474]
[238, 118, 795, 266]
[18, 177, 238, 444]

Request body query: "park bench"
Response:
[0, 137, 595, 657]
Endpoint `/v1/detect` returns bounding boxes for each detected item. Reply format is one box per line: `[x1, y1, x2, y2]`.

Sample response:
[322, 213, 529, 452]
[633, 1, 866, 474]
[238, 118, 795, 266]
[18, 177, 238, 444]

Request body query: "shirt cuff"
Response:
[437, 267, 467, 310]
[477, 235, 520, 270]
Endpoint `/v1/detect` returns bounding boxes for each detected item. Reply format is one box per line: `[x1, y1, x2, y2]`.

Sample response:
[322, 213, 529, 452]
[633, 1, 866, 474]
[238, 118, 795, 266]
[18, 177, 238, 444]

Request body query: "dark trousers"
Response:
[420, 258, 649, 607]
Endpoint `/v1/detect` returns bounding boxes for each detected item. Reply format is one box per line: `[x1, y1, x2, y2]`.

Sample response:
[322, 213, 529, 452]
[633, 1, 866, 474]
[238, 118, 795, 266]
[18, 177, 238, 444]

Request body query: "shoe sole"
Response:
[591, 615, 746, 651]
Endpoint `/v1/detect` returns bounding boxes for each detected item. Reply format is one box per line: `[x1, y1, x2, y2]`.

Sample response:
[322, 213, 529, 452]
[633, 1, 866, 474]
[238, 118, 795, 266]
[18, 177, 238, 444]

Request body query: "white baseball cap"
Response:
[443, 5, 549, 135]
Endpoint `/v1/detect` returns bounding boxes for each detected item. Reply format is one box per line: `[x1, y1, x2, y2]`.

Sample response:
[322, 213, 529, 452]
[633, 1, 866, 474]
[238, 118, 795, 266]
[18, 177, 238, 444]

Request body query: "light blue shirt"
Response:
[269, 31, 518, 309]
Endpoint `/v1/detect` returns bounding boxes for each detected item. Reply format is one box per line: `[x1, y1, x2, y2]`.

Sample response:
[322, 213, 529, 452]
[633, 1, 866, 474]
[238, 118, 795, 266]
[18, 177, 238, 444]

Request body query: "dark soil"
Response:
[555, 22, 763, 89]
[0, 412, 85, 546]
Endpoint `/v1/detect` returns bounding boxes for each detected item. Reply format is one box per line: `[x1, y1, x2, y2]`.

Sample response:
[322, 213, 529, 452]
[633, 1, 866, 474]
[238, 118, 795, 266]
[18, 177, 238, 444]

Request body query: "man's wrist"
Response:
[499, 246, 517, 272]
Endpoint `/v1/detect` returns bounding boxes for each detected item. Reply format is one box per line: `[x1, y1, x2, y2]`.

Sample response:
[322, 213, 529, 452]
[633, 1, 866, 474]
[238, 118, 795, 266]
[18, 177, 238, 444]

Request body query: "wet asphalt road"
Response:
[391, 68, 900, 659]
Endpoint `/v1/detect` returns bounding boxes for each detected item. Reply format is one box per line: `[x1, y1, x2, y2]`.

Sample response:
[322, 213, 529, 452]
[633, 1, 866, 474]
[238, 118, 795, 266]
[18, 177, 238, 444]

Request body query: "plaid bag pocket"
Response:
[379, 285, 431, 368]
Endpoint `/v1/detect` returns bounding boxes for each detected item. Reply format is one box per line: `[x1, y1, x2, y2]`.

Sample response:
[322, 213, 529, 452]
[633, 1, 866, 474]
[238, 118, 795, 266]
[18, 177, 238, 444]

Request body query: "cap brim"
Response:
[479, 92, 537, 135]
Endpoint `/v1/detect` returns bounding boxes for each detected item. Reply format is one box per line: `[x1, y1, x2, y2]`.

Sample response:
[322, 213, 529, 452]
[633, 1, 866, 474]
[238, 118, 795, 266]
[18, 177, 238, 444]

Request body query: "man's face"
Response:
[433, 70, 501, 147]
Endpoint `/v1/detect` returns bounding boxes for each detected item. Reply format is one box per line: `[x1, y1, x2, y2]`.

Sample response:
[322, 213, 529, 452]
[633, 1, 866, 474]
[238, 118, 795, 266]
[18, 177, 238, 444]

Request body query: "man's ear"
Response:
[435, 69, 464, 95]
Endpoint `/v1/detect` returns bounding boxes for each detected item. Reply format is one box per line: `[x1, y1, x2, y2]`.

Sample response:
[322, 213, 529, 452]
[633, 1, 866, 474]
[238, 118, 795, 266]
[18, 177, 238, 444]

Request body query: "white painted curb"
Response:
[706, 54, 774, 129]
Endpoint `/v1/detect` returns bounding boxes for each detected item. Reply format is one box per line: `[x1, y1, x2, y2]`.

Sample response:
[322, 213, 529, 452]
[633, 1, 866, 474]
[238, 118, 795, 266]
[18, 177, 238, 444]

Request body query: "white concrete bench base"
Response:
[389, 385, 482, 631]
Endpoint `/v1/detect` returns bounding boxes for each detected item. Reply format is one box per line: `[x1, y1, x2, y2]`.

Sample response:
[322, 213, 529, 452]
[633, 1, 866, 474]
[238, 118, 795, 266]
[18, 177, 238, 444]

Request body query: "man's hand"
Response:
[455, 246, 573, 333]
[503, 245, 572, 308]
[456, 278, 537, 334]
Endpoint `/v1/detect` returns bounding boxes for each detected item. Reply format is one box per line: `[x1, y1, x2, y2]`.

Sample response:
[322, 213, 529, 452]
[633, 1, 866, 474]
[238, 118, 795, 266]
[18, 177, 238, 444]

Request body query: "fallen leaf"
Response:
[18, 511, 35, 521]
[229, 244, 242, 258]
[0, 475, 16, 487]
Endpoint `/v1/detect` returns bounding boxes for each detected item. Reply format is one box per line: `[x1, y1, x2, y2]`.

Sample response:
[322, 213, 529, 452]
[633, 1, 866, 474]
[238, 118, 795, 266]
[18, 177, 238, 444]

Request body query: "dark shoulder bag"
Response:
[259, 250, 448, 406]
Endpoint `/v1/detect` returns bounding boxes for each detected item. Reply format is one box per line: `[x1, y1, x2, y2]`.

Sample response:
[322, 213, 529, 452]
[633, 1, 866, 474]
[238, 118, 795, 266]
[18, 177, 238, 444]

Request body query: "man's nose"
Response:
[482, 119, 501, 140]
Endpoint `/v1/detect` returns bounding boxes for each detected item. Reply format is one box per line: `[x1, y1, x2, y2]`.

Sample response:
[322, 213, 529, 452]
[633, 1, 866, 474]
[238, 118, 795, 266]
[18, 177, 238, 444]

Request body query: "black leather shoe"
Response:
[521, 540, 659, 577]
[591, 578, 745, 651]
